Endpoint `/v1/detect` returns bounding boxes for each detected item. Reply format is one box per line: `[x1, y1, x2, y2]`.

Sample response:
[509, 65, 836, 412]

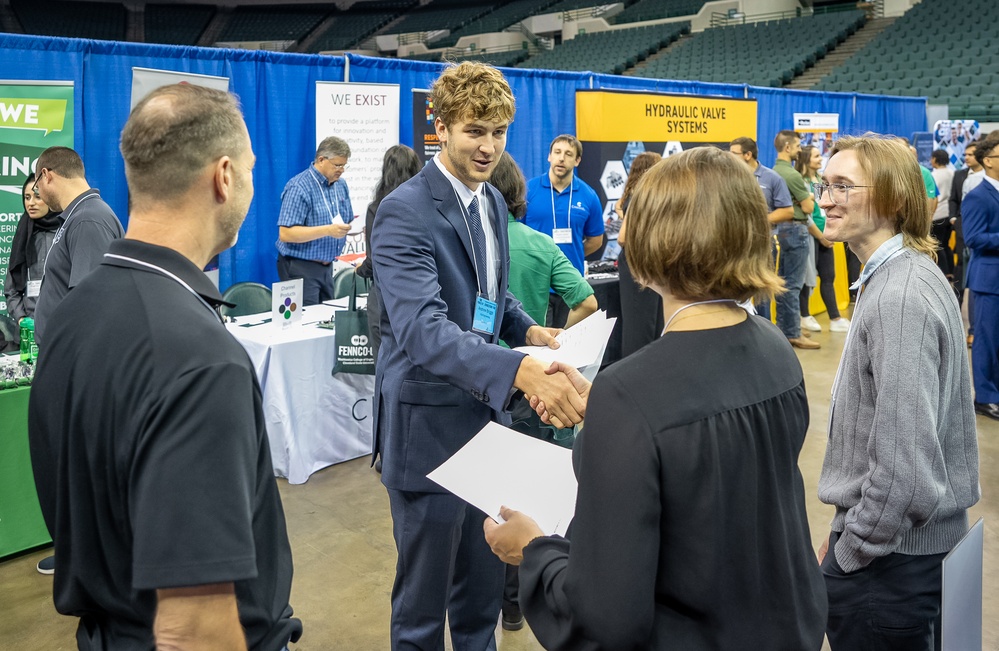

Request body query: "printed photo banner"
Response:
[575, 89, 757, 260]
[793, 112, 840, 168]
[933, 120, 980, 170]
[0, 80, 74, 316]
[412, 88, 439, 167]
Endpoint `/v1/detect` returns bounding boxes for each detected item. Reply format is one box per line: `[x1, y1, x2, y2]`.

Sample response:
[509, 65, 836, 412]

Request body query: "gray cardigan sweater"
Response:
[818, 247, 980, 573]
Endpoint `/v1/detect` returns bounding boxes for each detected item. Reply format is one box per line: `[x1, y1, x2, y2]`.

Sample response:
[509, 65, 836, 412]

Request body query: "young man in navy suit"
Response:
[370, 62, 587, 650]
[963, 133, 999, 420]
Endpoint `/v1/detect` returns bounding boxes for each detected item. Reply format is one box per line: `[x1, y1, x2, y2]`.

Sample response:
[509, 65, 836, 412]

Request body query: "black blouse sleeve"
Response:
[518, 372, 661, 650]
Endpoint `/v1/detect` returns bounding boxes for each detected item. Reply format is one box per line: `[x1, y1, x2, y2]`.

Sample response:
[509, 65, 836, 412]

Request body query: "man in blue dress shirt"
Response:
[276, 136, 354, 305]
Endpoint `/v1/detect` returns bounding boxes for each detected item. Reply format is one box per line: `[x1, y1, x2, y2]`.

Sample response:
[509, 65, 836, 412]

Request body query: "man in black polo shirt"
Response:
[28, 84, 301, 650]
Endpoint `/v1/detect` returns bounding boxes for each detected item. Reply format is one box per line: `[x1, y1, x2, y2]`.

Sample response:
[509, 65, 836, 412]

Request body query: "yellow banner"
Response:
[576, 91, 756, 143]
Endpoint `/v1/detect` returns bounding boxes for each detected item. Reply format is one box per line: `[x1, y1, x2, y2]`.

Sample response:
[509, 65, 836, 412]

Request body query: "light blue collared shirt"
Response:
[852, 233, 905, 291]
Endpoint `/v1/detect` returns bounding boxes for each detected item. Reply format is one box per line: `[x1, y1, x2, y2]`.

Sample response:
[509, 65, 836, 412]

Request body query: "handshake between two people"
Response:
[513, 325, 593, 430]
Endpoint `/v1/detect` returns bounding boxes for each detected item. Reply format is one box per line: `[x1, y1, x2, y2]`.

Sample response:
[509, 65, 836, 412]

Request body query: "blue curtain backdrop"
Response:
[1, 34, 926, 289]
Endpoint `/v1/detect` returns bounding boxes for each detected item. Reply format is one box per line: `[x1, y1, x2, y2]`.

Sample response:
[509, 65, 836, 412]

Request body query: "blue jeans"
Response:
[775, 222, 810, 338]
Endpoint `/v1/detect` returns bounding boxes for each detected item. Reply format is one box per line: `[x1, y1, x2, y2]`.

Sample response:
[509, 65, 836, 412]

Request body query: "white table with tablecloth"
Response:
[227, 301, 374, 484]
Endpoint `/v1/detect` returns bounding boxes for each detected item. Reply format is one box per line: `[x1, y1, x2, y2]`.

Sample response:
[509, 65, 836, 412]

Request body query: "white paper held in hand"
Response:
[427, 421, 577, 536]
[513, 309, 616, 368]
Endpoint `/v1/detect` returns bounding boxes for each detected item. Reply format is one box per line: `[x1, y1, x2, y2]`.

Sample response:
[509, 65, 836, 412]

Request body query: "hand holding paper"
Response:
[514, 310, 616, 369]
[327, 220, 351, 238]
[483, 506, 545, 566]
[426, 422, 577, 537]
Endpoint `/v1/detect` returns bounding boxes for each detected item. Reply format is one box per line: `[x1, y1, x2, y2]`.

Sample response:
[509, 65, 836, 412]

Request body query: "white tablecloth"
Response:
[227, 301, 374, 484]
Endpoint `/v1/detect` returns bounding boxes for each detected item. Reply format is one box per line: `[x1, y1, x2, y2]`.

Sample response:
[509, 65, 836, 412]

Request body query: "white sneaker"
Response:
[801, 316, 822, 332]
[829, 318, 851, 332]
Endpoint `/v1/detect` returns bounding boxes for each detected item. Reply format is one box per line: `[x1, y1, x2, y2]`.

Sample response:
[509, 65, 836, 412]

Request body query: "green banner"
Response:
[0, 81, 74, 317]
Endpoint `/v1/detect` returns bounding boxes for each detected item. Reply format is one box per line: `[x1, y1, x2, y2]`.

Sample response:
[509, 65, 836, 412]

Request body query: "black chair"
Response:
[333, 267, 371, 300]
[220, 282, 272, 318]
[0, 314, 19, 353]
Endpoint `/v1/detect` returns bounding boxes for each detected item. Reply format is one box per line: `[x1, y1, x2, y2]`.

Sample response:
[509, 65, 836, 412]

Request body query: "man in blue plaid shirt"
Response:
[276, 136, 355, 304]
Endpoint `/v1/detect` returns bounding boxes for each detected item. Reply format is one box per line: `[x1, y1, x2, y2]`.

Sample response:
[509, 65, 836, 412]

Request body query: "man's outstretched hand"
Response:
[514, 352, 586, 429]
[528, 361, 592, 428]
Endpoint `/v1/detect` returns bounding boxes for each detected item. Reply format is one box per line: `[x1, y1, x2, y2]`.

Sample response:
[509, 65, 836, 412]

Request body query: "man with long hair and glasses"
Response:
[815, 135, 979, 650]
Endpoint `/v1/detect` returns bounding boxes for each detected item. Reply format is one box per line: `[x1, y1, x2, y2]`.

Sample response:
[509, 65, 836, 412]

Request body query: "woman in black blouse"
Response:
[485, 146, 828, 650]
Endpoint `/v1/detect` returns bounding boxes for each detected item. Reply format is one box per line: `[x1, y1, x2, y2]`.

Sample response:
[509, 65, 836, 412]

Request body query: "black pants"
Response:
[800, 242, 841, 319]
[846, 244, 862, 298]
[930, 220, 954, 278]
[546, 293, 570, 329]
[276, 255, 333, 306]
[617, 247, 663, 358]
[366, 280, 382, 364]
[823, 531, 944, 651]
[953, 237, 966, 305]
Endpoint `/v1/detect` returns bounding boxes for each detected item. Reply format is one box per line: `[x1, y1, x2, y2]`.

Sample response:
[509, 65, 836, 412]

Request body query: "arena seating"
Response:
[385, 0, 497, 36]
[518, 22, 689, 75]
[217, 5, 328, 44]
[11, 0, 126, 41]
[457, 49, 532, 67]
[5, 0, 995, 124]
[542, 0, 624, 15]
[145, 4, 215, 46]
[632, 10, 865, 87]
[308, 2, 414, 53]
[432, 0, 560, 49]
[613, 0, 707, 25]
[812, 0, 999, 121]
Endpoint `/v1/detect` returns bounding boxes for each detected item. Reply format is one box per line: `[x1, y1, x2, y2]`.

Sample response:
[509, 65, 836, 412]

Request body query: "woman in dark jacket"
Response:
[485, 148, 827, 650]
[3, 173, 62, 349]
[356, 145, 421, 361]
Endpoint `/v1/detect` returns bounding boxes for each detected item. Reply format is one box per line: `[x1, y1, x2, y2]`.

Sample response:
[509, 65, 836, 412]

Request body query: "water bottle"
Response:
[19, 317, 35, 363]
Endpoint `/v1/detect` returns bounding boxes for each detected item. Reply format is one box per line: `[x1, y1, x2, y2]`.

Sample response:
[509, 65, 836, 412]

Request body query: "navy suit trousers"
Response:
[387, 489, 504, 651]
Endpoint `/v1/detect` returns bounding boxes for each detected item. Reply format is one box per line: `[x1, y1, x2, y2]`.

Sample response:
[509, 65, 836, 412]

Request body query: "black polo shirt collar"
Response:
[101, 239, 235, 309]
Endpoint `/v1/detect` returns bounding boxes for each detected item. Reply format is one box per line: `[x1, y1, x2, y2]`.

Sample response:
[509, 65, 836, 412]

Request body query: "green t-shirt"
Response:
[774, 159, 811, 222]
[506, 213, 594, 327]
[920, 166, 938, 199]
[804, 175, 825, 231]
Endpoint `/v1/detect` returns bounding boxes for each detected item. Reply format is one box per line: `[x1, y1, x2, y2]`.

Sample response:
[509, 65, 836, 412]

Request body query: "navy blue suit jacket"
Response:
[963, 179, 999, 295]
[371, 160, 537, 492]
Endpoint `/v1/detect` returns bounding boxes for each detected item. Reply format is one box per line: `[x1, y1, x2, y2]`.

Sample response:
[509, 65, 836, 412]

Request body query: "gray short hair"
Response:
[120, 84, 247, 201]
[316, 136, 351, 161]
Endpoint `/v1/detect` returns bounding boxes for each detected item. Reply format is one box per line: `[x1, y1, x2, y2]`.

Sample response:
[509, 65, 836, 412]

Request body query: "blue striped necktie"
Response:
[467, 195, 487, 295]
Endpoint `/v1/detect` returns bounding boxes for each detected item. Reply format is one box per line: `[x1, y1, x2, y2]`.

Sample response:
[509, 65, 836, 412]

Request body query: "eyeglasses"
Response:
[812, 182, 871, 205]
[321, 157, 349, 170]
[31, 169, 44, 195]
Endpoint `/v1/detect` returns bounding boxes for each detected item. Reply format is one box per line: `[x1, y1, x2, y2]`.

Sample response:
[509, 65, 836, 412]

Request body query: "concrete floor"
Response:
[1, 309, 997, 650]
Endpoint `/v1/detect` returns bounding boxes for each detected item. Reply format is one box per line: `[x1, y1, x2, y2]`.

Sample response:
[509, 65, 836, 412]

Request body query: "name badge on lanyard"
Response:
[472, 294, 497, 335]
[551, 184, 574, 245]
[26, 279, 42, 298]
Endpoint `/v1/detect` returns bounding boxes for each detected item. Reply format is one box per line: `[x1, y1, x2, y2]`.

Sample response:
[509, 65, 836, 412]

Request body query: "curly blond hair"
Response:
[431, 61, 515, 128]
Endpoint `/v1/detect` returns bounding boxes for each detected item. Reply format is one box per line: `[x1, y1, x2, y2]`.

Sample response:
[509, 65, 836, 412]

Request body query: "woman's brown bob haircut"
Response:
[625, 146, 784, 303]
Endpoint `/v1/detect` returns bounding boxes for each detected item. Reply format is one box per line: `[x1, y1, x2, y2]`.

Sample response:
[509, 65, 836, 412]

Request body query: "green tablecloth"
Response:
[0, 386, 51, 558]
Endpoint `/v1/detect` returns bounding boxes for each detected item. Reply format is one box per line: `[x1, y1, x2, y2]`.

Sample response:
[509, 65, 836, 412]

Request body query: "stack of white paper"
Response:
[427, 422, 577, 536]
[514, 310, 616, 369]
